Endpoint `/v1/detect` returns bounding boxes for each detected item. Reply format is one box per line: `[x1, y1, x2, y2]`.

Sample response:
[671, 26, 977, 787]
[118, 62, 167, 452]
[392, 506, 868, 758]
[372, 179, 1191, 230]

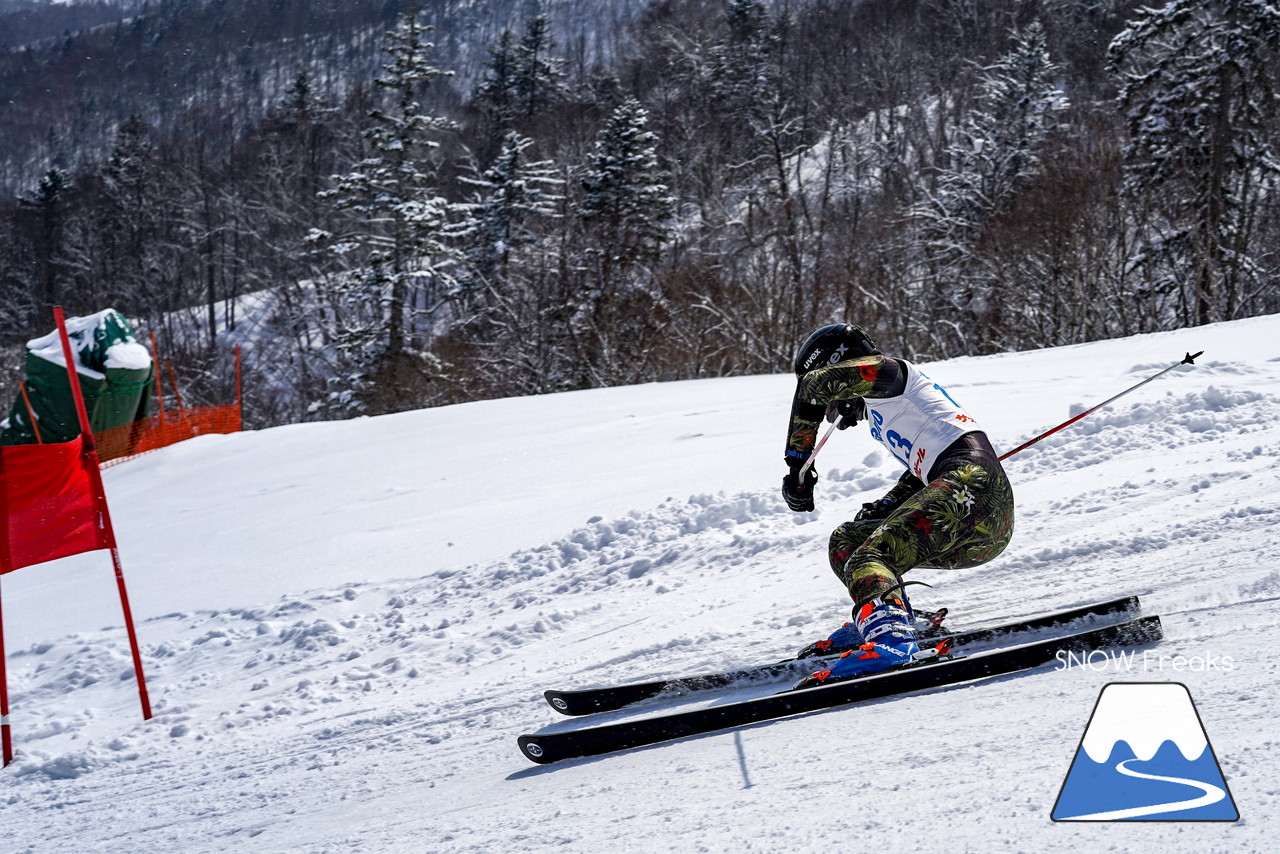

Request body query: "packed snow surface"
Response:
[2, 315, 1279, 852]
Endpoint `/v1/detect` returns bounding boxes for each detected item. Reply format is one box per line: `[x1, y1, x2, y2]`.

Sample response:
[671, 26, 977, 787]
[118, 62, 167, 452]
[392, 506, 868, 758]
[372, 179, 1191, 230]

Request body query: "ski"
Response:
[518, 614, 1162, 765]
[544, 595, 1141, 716]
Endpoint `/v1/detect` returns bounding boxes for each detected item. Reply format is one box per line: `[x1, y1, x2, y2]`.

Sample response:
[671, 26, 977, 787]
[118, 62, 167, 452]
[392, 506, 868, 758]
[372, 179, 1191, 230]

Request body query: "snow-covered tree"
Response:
[98, 114, 170, 321]
[472, 16, 565, 134]
[308, 4, 458, 405]
[572, 98, 676, 386]
[1107, 0, 1280, 326]
[473, 29, 519, 129]
[579, 98, 675, 272]
[257, 69, 340, 247]
[275, 70, 337, 192]
[513, 15, 565, 119]
[708, 0, 774, 121]
[914, 22, 1069, 351]
[446, 133, 569, 396]
[17, 166, 72, 310]
[452, 131, 562, 304]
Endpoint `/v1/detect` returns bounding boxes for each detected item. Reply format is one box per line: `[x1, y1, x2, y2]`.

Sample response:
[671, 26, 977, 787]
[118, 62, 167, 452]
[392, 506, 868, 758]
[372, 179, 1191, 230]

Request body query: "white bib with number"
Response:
[864, 361, 980, 481]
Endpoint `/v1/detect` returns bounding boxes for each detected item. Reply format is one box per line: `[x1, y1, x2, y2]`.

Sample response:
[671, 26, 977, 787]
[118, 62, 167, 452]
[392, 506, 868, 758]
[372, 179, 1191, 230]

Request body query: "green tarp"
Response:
[0, 309, 153, 446]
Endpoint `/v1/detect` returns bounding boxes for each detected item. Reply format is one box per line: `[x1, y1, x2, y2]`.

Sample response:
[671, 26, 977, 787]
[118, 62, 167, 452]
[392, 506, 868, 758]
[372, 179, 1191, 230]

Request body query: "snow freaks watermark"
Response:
[1054, 648, 1236, 674]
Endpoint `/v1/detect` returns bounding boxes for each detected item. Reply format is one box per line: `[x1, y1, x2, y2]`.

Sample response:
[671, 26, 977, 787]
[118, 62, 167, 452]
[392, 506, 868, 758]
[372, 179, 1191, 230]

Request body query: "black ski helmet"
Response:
[793, 323, 880, 376]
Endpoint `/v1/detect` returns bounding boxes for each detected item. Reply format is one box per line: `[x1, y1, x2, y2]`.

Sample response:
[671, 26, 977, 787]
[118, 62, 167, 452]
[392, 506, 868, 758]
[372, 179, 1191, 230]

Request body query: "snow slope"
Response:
[2, 315, 1279, 853]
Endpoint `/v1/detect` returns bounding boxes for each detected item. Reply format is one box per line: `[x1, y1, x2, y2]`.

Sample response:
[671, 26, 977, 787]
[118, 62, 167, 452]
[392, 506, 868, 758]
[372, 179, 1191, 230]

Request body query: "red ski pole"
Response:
[998, 351, 1203, 462]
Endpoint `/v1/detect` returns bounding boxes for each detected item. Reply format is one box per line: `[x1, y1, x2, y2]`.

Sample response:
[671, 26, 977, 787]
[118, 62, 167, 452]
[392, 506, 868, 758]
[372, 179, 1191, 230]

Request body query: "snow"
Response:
[25, 310, 115, 379]
[23, 308, 151, 378]
[103, 341, 152, 371]
[2, 314, 1280, 851]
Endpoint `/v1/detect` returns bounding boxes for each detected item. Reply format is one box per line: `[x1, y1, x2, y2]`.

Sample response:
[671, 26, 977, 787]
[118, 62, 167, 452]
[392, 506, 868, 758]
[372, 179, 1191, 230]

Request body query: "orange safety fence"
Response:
[96, 402, 242, 467]
[96, 342, 242, 467]
[11, 342, 241, 467]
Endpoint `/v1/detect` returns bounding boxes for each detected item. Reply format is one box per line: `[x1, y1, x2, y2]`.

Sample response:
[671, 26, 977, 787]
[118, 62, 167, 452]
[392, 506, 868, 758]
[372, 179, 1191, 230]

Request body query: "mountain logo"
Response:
[1052, 682, 1239, 821]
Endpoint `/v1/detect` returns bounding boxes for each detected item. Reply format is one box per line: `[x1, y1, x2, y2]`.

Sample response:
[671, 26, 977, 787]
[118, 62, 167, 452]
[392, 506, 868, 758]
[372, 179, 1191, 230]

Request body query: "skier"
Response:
[782, 323, 1015, 684]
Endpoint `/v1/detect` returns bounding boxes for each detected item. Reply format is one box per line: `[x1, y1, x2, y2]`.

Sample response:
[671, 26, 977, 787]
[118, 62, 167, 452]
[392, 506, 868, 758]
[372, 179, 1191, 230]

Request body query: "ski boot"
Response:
[793, 596, 921, 688]
[794, 619, 864, 659]
[795, 599, 946, 659]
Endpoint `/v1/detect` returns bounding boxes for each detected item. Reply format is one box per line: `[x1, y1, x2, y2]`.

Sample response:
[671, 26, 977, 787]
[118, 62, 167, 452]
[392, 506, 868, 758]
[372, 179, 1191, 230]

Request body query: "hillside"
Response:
[1, 314, 1277, 851]
[4, 0, 1277, 429]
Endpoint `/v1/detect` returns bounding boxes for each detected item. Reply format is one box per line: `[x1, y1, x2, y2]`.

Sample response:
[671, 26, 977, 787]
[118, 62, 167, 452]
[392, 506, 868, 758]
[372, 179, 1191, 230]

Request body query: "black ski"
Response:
[518, 614, 1162, 764]
[544, 595, 1140, 716]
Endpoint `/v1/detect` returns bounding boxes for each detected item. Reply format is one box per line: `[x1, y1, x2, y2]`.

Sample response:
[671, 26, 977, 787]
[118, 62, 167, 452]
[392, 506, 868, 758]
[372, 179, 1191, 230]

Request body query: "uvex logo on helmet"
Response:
[794, 324, 880, 377]
[801, 343, 850, 372]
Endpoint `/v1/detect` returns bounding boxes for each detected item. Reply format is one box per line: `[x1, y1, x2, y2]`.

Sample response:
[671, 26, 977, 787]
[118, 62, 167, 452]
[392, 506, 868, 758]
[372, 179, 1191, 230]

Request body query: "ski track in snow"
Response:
[2, 318, 1280, 852]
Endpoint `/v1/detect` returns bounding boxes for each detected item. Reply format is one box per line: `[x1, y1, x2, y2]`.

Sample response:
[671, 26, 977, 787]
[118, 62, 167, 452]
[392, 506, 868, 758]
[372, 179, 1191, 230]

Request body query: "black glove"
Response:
[825, 398, 866, 430]
[782, 466, 818, 512]
[854, 497, 894, 521]
[854, 470, 924, 521]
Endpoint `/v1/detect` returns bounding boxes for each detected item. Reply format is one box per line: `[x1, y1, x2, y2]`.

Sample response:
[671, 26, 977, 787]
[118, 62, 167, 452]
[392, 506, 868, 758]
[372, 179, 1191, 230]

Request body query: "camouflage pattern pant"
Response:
[828, 461, 1015, 607]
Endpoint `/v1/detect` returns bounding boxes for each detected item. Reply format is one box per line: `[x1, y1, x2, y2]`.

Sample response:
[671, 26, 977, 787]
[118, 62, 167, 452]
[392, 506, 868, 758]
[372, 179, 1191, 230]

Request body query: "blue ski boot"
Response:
[796, 600, 947, 658]
[794, 619, 864, 659]
[794, 596, 920, 688]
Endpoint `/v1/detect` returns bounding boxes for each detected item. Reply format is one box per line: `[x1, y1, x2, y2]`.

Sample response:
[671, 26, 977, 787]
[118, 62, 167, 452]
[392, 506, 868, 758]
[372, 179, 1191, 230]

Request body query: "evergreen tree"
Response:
[708, 0, 773, 119]
[452, 131, 562, 301]
[574, 98, 676, 386]
[473, 28, 519, 129]
[1108, 0, 1280, 326]
[579, 98, 675, 272]
[309, 4, 458, 409]
[449, 131, 567, 395]
[282, 69, 320, 125]
[703, 0, 786, 175]
[472, 16, 565, 137]
[512, 15, 564, 118]
[17, 166, 72, 310]
[98, 113, 168, 322]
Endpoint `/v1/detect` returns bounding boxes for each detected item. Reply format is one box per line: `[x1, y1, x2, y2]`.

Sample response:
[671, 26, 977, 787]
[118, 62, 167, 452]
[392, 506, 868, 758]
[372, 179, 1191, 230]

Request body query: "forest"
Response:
[0, 0, 1277, 426]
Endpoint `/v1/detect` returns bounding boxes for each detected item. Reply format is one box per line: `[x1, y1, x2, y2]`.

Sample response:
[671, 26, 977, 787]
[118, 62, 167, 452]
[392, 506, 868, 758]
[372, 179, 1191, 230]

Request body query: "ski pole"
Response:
[998, 350, 1203, 462]
[797, 421, 839, 479]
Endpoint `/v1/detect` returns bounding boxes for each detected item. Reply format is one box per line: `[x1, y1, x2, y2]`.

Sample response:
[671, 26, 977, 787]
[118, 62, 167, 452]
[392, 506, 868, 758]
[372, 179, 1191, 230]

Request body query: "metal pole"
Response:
[0, 577, 11, 766]
[998, 351, 1203, 462]
[150, 331, 164, 428]
[798, 350, 1202, 474]
[797, 421, 839, 479]
[18, 383, 42, 444]
[235, 344, 243, 431]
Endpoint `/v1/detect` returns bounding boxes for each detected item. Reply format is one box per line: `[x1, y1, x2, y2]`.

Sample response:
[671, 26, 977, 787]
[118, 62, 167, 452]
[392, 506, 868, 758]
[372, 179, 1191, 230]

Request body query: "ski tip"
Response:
[544, 690, 576, 716]
[518, 734, 555, 764]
